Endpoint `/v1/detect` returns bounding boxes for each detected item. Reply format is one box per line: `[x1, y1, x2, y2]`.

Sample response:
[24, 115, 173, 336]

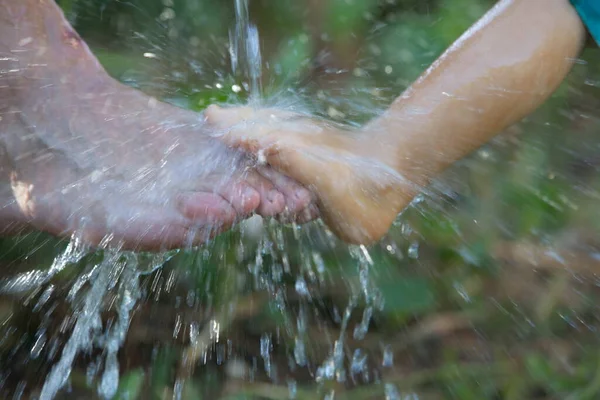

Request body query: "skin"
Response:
[0, 0, 316, 251]
[207, 0, 588, 245]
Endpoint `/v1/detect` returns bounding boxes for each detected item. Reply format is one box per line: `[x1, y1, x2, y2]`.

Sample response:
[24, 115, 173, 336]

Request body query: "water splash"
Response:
[0, 1, 441, 398]
[0, 235, 88, 295]
[38, 251, 142, 400]
[229, 0, 263, 101]
[316, 302, 355, 384]
[260, 333, 272, 378]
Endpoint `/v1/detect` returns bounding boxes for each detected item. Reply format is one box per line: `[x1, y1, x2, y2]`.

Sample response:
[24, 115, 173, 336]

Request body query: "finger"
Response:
[176, 192, 236, 226]
[276, 203, 320, 225]
[205, 104, 254, 128]
[294, 203, 320, 224]
[205, 105, 299, 128]
[243, 170, 286, 217]
[257, 166, 313, 215]
[215, 181, 261, 216]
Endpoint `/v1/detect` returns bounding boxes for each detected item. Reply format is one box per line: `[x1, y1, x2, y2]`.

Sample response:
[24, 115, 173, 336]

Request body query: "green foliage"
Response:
[270, 33, 313, 85]
[325, 0, 377, 39]
[149, 347, 178, 400]
[525, 352, 600, 398]
[379, 276, 435, 316]
[433, 0, 492, 46]
[114, 369, 145, 400]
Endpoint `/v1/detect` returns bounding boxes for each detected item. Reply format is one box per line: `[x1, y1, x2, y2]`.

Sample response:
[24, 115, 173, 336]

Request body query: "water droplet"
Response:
[186, 290, 195, 307]
[12, 381, 26, 400]
[30, 332, 46, 359]
[327, 106, 346, 119]
[408, 241, 419, 259]
[260, 334, 272, 377]
[294, 337, 307, 366]
[225, 359, 247, 379]
[382, 345, 394, 368]
[453, 281, 471, 303]
[353, 68, 365, 77]
[216, 343, 226, 365]
[324, 390, 336, 400]
[353, 307, 372, 340]
[209, 320, 221, 342]
[98, 352, 119, 399]
[173, 378, 184, 400]
[312, 252, 326, 275]
[384, 383, 400, 400]
[295, 277, 309, 296]
[33, 285, 54, 312]
[316, 357, 335, 382]
[159, 8, 175, 21]
[315, 340, 347, 383]
[288, 379, 298, 399]
[173, 314, 182, 339]
[189, 322, 200, 343]
[350, 349, 368, 378]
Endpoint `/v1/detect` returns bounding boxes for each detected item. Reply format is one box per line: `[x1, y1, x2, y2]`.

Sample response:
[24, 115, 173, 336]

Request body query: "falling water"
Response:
[3, 0, 600, 398]
[1, 2, 280, 397]
[31, 248, 173, 400]
[229, 0, 263, 102]
[0, 0, 456, 396]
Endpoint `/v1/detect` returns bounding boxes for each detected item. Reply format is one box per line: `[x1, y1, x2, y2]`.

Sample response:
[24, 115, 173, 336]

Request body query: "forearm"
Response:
[368, 0, 586, 184]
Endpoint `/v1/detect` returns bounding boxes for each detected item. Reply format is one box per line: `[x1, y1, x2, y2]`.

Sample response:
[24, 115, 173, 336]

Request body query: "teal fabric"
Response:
[572, 0, 600, 44]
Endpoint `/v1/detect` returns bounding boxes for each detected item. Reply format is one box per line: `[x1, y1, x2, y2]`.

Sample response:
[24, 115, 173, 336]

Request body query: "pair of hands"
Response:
[205, 105, 333, 224]
[202, 105, 408, 246]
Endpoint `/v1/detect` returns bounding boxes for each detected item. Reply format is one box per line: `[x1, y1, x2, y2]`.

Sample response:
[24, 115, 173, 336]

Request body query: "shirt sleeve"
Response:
[572, 0, 600, 45]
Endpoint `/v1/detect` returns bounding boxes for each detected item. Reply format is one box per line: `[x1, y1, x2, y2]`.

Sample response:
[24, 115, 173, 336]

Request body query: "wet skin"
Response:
[0, 0, 315, 251]
[208, 0, 586, 245]
[0, 0, 586, 249]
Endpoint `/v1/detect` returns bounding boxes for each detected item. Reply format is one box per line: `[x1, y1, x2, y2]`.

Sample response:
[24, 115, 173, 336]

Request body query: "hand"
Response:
[205, 104, 414, 245]
[205, 105, 322, 224]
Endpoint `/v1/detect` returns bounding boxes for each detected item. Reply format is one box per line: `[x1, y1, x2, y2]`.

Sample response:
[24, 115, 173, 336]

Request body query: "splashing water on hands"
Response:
[2, 0, 600, 399]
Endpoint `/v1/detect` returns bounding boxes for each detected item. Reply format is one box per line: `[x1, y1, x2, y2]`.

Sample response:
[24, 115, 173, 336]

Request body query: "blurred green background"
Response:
[3, 0, 600, 398]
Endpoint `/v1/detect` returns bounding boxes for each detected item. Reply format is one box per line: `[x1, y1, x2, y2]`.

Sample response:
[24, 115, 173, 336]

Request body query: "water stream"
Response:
[32, 2, 269, 397]
[229, 0, 263, 101]
[1, 1, 391, 398]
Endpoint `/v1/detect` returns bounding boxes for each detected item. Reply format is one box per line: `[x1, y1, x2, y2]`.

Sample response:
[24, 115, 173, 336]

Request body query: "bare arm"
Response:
[208, 0, 590, 244]
[369, 0, 587, 184]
